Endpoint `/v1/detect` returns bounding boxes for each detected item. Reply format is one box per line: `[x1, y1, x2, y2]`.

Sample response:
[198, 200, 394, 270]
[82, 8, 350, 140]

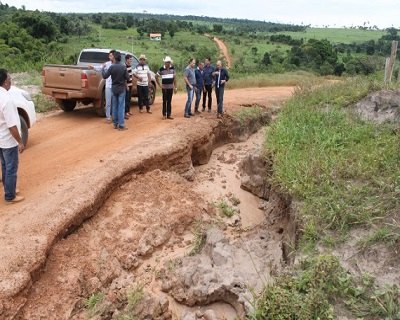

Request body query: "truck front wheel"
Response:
[59, 100, 77, 112]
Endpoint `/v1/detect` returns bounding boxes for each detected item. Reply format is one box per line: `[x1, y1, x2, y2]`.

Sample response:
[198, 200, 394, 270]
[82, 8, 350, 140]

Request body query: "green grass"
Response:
[276, 27, 386, 44]
[188, 220, 207, 256]
[264, 77, 400, 242]
[233, 105, 264, 126]
[60, 28, 218, 72]
[250, 255, 400, 320]
[33, 92, 58, 113]
[127, 284, 144, 310]
[84, 292, 105, 314]
[217, 199, 237, 218]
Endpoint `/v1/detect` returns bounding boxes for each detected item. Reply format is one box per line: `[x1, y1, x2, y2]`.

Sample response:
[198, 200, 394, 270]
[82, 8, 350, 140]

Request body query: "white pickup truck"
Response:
[41, 48, 157, 116]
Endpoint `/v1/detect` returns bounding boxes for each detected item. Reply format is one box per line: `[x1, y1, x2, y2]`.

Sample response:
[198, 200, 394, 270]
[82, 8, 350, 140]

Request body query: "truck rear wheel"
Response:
[96, 89, 106, 117]
[148, 82, 156, 105]
[59, 100, 76, 112]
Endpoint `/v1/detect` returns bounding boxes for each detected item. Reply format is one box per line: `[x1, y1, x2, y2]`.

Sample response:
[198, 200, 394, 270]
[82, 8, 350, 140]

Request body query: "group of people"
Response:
[0, 53, 229, 204]
[100, 50, 230, 128]
[91, 50, 153, 130]
[158, 56, 229, 119]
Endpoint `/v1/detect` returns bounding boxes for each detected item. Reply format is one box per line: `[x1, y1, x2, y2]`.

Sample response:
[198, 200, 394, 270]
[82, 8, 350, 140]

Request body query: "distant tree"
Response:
[213, 24, 223, 33]
[365, 40, 375, 55]
[126, 15, 134, 28]
[261, 52, 271, 66]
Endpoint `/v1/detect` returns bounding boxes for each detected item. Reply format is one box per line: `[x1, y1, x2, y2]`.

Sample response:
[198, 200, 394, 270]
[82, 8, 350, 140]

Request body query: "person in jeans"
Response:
[194, 62, 205, 114]
[102, 51, 129, 130]
[202, 57, 214, 112]
[156, 56, 177, 120]
[125, 54, 133, 119]
[133, 54, 152, 114]
[0, 69, 25, 203]
[89, 49, 115, 122]
[213, 60, 229, 118]
[183, 58, 196, 118]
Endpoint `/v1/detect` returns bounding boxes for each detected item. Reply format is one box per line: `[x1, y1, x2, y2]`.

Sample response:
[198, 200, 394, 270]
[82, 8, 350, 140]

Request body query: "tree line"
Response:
[0, 1, 398, 77]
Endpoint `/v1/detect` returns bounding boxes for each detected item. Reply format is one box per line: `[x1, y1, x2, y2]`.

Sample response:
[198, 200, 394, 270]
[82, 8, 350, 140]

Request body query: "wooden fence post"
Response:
[384, 40, 398, 86]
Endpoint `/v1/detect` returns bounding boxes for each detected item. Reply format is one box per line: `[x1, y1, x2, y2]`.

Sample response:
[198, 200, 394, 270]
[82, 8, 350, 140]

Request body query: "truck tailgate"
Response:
[42, 65, 86, 90]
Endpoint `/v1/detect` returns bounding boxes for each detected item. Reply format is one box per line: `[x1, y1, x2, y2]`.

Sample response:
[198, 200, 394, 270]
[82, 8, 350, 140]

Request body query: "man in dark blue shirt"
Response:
[213, 60, 229, 118]
[194, 62, 205, 114]
[202, 57, 214, 112]
[102, 51, 129, 130]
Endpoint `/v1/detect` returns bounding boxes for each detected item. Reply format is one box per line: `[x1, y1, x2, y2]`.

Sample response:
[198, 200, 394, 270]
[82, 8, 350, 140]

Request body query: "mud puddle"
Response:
[194, 127, 267, 229]
[14, 122, 288, 320]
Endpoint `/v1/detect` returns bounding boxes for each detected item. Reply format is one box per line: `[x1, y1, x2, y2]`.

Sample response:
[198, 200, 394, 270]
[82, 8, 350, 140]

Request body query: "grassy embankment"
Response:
[249, 77, 400, 319]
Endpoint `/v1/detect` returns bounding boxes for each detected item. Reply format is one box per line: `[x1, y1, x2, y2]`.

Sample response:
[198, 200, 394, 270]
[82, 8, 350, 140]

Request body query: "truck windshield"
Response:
[79, 52, 109, 64]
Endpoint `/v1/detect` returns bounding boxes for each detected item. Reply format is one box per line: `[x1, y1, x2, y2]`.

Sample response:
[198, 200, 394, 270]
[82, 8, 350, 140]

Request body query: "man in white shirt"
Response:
[0, 69, 25, 203]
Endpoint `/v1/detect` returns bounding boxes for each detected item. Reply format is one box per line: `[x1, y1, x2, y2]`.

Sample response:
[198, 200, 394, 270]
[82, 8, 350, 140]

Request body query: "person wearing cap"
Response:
[212, 60, 229, 118]
[156, 56, 177, 120]
[133, 54, 152, 114]
[183, 58, 197, 118]
[0, 69, 25, 203]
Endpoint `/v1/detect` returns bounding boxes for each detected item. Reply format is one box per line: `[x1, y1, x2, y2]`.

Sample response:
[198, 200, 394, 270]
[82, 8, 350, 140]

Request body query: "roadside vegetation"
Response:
[252, 76, 400, 318]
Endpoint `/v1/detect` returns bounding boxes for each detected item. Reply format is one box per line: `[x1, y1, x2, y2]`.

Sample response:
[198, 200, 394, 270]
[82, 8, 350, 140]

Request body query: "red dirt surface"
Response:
[0, 87, 293, 318]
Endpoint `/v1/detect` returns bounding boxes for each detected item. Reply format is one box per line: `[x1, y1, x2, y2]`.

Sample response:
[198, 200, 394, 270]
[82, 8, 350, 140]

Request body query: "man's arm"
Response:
[9, 126, 24, 153]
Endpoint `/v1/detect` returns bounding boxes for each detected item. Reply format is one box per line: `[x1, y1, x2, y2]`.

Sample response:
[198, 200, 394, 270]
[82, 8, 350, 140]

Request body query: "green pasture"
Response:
[273, 27, 386, 44]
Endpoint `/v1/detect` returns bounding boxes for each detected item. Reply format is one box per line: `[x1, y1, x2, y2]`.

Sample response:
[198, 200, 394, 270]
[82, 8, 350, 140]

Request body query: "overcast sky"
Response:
[3, 0, 399, 29]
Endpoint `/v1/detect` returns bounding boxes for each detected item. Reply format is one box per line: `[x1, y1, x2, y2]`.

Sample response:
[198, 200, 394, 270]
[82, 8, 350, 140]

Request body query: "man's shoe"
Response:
[167, 116, 174, 120]
[146, 109, 152, 114]
[6, 195, 25, 204]
[139, 109, 144, 113]
[195, 110, 201, 114]
[189, 112, 195, 116]
[217, 113, 223, 119]
[113, 124, 118, 129]
[162, 116, 167, 120]
[202, 108, 205, 112]
[208, 109, 211, 113]
[184, 114, 190, 118]
[118, 126, 128, 131]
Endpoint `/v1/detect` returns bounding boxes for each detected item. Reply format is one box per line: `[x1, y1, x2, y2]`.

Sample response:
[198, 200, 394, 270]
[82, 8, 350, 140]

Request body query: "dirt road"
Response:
[212, 36, 232, 68]
[0, 86, 293, 318]
[0, 87, 291, 214]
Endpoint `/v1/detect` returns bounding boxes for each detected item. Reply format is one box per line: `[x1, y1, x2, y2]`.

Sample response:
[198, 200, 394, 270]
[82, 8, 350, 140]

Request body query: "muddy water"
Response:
[194, 128, 266, 228]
